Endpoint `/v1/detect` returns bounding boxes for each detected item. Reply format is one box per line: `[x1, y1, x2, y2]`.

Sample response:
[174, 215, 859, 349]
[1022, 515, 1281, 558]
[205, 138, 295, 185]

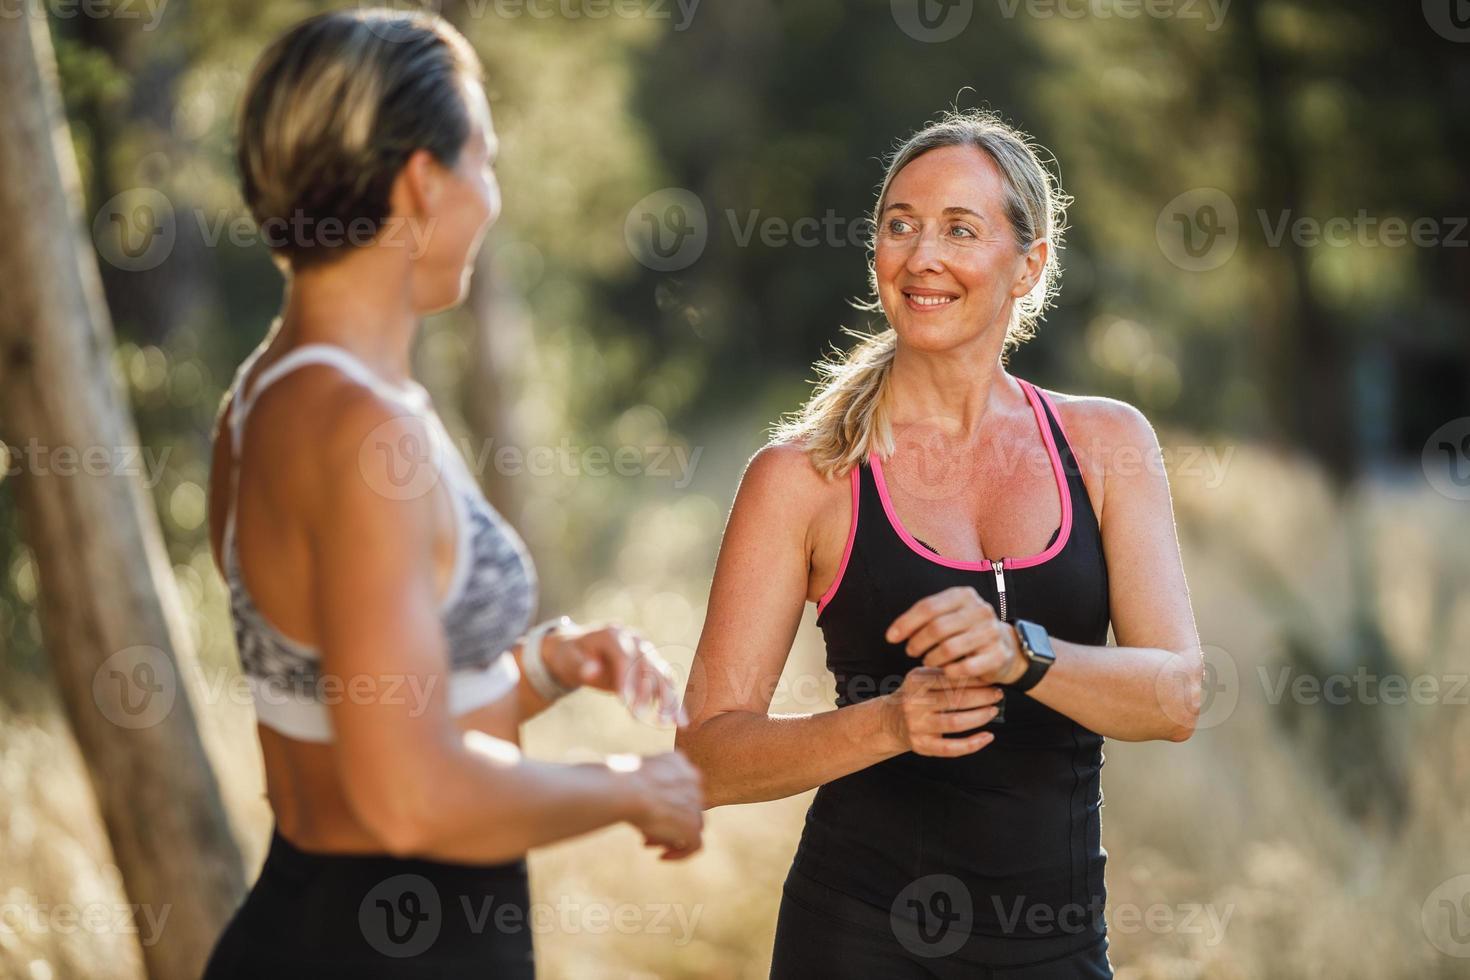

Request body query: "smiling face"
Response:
[873, 144, 1045, 354]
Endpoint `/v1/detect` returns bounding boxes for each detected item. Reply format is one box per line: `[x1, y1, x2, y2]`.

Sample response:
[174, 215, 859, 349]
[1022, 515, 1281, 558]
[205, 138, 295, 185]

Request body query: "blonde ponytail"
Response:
[769, 327, 898, 480]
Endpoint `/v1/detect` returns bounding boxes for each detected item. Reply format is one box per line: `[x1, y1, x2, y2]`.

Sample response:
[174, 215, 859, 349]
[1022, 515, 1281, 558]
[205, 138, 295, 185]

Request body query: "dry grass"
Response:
[3, 436, 1468, 979]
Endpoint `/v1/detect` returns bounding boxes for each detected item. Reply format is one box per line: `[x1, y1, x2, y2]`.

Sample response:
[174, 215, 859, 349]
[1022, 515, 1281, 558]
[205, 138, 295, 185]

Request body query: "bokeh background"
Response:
[1, 0, 1468, 977]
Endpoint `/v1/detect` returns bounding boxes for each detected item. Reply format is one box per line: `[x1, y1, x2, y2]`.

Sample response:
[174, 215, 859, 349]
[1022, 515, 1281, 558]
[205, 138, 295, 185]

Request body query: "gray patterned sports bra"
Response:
[222, 343, 538, 742]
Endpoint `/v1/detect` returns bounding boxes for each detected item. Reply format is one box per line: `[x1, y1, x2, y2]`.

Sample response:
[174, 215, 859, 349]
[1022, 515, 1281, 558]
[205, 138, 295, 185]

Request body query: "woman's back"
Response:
[208, 334, 533, 851]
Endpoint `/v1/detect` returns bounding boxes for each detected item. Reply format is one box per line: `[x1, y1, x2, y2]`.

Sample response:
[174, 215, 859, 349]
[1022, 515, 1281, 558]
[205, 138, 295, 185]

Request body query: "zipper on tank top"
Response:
[992, 558, 1008, 621]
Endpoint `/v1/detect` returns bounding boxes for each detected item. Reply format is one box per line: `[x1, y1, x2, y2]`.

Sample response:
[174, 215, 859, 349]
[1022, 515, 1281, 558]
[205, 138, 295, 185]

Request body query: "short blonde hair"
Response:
[236, 9, 483, 269]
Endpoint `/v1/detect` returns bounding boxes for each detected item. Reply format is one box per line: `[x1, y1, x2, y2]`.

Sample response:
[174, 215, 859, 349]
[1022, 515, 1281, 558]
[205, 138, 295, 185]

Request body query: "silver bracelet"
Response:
[521, 616, 575, 702]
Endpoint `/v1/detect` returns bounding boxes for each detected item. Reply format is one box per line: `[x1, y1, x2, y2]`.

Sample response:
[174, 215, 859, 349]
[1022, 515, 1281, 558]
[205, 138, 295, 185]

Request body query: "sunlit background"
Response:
[1, 0, 1468, 977]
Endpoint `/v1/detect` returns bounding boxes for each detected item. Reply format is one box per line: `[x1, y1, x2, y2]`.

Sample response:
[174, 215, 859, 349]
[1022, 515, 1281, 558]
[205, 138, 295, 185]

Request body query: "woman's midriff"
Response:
[258, 693, 521, 855]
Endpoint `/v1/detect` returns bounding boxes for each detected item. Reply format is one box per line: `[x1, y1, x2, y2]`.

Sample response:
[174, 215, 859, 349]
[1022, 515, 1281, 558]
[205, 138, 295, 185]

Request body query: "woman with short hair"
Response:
[678, 109, 1203, 978]
[203, 11, 703, 978]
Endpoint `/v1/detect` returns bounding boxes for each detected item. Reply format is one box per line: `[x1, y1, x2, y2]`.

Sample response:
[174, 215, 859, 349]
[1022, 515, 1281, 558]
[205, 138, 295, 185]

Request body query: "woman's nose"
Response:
[905, 230, 945, 275]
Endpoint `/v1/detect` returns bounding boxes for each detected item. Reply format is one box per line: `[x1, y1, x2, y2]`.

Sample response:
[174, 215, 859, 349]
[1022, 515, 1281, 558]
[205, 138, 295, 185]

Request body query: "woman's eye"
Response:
[949, 224, 975, 238]
[887, 218, 913, 235]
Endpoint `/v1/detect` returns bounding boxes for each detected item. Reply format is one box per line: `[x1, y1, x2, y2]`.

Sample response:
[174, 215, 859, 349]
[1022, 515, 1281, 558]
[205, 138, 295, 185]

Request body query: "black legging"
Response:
[770, 870, 1114, 980]
[202, 828, 535, 979]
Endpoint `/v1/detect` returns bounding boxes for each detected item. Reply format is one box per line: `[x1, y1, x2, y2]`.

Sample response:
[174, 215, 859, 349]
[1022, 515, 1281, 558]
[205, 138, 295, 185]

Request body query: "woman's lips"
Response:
[903, 290, 959, 311]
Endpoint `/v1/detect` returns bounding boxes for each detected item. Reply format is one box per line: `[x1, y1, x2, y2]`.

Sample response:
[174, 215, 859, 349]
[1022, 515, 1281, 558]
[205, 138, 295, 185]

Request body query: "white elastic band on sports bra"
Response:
[247, 655, 521, 742]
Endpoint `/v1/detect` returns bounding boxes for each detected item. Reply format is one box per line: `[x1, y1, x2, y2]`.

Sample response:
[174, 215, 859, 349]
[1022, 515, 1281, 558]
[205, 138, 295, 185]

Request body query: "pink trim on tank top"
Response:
[868, 377, 1073, 572]
[1032, 385, 1076, 457]
[815, 464, 861, 618]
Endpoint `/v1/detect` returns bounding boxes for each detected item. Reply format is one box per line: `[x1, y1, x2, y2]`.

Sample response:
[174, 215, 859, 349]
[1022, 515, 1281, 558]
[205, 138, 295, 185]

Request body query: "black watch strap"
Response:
[1008, 619, 1055, 693]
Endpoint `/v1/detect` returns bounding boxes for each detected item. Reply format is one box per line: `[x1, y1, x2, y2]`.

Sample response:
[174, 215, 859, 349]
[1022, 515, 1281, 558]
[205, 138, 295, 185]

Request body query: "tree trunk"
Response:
[438, 6, 534, 535]
[0, 12, 245, 980]
[1236, 0, 1356, 485]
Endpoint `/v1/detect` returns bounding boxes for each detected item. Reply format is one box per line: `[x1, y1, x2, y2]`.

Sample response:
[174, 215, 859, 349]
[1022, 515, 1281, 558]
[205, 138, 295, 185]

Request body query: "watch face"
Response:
[1018, 620, 1055, 663]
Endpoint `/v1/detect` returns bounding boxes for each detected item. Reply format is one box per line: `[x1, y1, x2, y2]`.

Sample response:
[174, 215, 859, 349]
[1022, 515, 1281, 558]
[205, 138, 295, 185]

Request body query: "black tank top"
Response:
[790, 378, 1111, 946]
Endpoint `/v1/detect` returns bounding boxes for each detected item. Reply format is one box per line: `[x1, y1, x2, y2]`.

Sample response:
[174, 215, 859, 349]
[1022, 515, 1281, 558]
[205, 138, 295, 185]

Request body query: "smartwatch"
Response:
[1007, 619, 1056, 693]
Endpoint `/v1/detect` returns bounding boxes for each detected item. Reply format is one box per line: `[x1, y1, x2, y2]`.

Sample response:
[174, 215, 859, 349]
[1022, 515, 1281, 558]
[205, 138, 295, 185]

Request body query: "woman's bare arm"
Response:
[676, 445, 996, 808]
[309, 389, 700, 861]
[1024, 397, 1203, 739]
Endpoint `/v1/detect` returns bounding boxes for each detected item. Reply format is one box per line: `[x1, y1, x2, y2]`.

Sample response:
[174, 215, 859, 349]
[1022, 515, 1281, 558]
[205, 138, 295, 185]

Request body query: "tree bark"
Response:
[0, 11, 245, 980]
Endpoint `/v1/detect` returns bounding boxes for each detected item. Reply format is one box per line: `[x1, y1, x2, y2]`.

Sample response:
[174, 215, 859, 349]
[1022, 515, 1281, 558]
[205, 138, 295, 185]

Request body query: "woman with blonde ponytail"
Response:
[679, 109, 1203, 977]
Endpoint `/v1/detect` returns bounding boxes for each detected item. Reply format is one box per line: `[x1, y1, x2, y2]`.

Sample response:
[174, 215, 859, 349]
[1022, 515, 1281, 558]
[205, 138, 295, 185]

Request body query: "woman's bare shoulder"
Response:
[732, 440, 854, 582]
[1030, 386, 1163, 512]
[1033, 387, 1159, 454]
[741, 440, 853, 509]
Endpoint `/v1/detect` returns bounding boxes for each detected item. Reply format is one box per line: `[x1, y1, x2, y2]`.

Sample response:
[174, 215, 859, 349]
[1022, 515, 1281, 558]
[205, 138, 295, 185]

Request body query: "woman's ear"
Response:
[1013, 237, 1048, 297]
[389, 148, 442, 219]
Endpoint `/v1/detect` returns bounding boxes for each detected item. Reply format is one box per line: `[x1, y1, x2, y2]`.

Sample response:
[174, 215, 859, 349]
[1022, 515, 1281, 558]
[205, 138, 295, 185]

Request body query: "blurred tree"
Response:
[441, 0, 534, 519]
[0, 11, 244, 980]
[615, 1, 1047, 418]
[55, 0, 223, 347]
